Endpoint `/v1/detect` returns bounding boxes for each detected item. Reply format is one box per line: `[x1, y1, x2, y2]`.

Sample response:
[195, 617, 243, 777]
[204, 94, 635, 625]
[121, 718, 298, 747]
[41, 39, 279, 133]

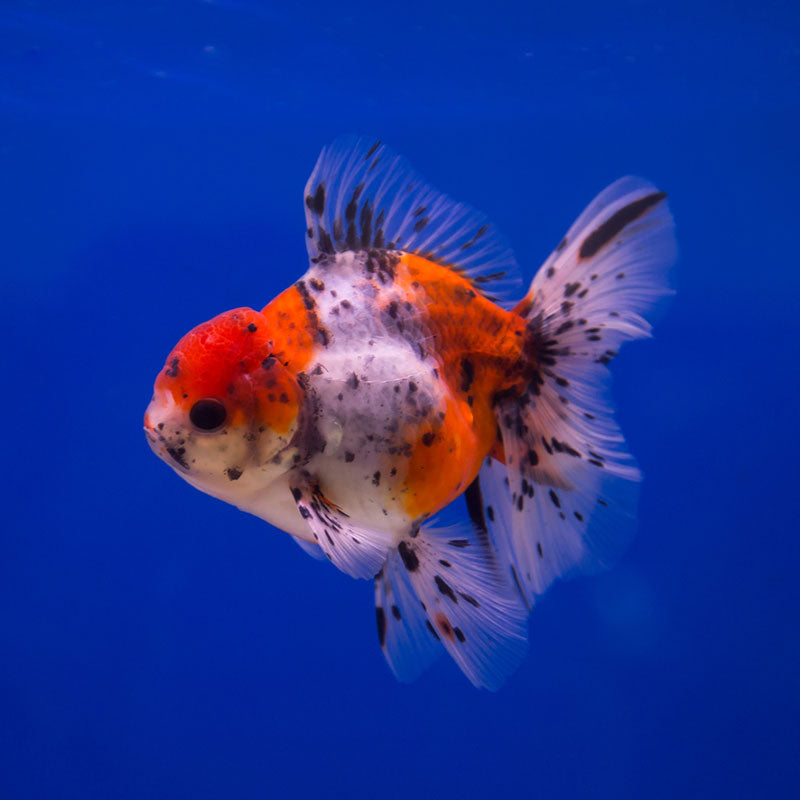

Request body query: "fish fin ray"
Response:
[379, 523, 528, 690]
[288, 478, 391, 579]
[374, 556, 443, 683]
[303, 136, 522, 304]
[290, 534, 326, 561]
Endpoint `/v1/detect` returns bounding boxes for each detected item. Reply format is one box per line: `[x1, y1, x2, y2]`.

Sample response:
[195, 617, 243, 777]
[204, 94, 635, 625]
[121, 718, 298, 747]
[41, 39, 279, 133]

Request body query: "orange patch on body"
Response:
[403, 394, 481, 518]
[260, 285, 320, 372]
[154, 300, 310, 437]
[395, 253, 530, 516]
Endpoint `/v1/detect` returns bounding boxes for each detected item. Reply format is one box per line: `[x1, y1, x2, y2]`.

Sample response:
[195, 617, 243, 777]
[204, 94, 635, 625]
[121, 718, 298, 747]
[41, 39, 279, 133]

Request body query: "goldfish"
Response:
[144, 137, 675, 689]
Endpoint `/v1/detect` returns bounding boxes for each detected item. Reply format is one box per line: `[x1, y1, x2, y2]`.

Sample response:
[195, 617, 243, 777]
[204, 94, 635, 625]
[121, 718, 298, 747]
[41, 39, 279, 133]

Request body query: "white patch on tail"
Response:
[479, 177, 676, 608]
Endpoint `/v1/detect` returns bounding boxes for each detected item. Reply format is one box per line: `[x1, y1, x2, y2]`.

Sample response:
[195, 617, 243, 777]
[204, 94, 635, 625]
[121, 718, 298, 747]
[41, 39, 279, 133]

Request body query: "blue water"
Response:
[2, 1, 798, 797]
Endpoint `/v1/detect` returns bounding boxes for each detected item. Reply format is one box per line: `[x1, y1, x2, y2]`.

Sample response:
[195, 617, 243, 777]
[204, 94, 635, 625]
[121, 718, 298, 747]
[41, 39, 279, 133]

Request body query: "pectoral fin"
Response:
[288, 478, 392, 579]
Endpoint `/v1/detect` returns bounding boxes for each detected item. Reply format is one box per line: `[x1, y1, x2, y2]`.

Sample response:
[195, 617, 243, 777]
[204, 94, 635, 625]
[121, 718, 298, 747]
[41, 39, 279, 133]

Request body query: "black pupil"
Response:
[190, 398, 227, 430]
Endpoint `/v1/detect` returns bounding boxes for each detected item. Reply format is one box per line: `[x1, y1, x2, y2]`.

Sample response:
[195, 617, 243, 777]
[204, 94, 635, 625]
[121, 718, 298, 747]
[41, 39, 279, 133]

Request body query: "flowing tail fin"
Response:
[478, 177, 676, 609]
[373, 177, 675, 688]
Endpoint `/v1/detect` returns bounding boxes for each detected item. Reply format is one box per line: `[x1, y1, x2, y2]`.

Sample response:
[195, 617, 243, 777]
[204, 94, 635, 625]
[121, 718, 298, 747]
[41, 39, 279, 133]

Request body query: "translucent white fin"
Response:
[291, 534, 325, 561]
[480, 178, 675, 607]
[303, 136, 522, 303]
[376, 525, 528, 690]
[288, 478, 392, 580]
[526, 176, 676, 340]
[374, 556, 443, 683]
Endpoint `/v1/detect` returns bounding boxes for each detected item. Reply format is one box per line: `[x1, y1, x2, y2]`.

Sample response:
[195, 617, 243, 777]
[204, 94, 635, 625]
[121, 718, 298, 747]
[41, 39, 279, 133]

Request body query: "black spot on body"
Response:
[460, 358, 475, 392]
[295, 280, 316, 311]
[225, 467, 243, 481]
[166, 446, 188, 469]
[165, 357, 179, 378]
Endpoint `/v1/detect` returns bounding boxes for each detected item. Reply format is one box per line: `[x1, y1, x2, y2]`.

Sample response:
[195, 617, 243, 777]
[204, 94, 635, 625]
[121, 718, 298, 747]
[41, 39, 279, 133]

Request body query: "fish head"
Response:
[144, 307, 304, 498]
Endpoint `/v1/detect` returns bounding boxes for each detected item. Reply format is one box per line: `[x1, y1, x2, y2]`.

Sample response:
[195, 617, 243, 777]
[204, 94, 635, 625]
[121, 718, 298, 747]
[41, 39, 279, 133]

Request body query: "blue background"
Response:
[2, 1, 798, 797]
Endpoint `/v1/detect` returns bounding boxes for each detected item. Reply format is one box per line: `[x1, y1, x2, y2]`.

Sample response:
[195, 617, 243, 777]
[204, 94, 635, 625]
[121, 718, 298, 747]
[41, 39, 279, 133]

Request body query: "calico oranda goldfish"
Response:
[144, 137, 675, 689]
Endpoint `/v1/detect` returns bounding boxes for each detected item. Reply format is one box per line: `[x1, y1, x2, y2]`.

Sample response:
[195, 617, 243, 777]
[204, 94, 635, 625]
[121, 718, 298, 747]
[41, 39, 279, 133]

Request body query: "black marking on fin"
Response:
[579, 191, 667, 259]
[398, 541, 419, 572]
[464, 477, 490, 546]
[306, 182, 326, 216]
[376, 607, 386, 646]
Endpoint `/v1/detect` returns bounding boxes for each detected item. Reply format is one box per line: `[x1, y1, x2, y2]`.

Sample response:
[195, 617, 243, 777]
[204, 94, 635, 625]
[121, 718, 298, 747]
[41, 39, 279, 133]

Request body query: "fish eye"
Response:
[189, 398, 227, 431]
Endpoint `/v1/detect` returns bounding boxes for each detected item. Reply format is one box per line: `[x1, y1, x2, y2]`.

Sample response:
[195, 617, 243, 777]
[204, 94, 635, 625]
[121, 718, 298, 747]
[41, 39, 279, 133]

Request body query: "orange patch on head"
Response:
[153, 306, 304, 436]
[154, 308, 269, 407]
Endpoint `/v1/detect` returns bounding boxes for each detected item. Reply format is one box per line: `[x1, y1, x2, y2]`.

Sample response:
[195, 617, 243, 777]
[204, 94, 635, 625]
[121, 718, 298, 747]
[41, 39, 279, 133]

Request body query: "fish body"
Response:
[145, 138, 675, 688]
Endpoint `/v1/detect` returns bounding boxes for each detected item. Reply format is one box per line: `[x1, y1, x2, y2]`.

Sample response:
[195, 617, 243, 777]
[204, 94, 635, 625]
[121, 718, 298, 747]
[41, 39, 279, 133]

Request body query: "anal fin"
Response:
[375, 523, 528, 690]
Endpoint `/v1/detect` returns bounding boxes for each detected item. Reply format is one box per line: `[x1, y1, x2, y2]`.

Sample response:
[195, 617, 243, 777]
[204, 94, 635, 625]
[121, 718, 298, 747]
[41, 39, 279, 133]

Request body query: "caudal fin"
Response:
[477, 177, 676, 609]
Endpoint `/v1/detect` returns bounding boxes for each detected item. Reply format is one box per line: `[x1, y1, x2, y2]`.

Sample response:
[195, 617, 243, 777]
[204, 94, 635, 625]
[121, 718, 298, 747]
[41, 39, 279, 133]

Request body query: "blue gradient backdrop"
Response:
[2, 1, 798, 797]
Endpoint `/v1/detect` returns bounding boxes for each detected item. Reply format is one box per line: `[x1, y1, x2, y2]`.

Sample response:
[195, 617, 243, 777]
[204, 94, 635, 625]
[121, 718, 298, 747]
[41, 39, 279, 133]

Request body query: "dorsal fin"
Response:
[303, 136, 522, 303]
